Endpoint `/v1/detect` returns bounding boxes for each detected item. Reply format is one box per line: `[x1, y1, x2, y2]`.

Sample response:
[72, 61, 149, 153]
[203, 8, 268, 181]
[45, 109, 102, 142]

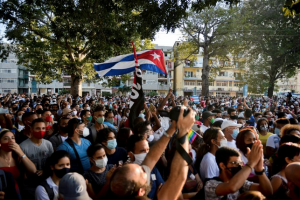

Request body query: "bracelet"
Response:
[163, 131, 172, 138]
[255, 168, 265, 175]
[245, 163, 253, 170]
[21, 154, 26, 159]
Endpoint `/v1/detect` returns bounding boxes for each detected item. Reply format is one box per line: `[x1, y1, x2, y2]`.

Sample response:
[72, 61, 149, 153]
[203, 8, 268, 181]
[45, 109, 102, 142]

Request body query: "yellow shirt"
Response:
[259, 132, 273, 154]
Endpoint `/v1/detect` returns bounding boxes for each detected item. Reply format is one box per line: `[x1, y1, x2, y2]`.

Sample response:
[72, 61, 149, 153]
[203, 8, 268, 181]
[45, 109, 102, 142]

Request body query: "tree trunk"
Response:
[71, 74, 83, 96]
[267, 79, 275, 98]
[202, 47, 210, 97]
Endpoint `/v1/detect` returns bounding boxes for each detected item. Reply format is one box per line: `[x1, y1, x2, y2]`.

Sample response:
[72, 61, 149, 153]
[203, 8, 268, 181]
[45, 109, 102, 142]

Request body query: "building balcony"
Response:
[19, 83, 28, 87]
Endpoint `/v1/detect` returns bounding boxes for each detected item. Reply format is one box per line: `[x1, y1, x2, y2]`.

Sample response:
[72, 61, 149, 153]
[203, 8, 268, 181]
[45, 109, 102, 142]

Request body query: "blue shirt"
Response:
[148, 167, 165, 199]
[106, 147, 128, 166]
[57, 138, 91, 173]
[103, 121, 117, 131]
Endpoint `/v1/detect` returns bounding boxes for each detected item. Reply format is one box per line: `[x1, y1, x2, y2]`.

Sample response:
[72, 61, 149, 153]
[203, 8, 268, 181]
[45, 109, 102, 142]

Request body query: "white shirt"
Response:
[266, 134, 280, 150]
[200, 152, 219, 180]
[227, 140, 238, 150]
[190, 149, 196, 164]
[35, 177, 58, 200]
[200, 125, 209, 133]
[60, 135, 68, 142]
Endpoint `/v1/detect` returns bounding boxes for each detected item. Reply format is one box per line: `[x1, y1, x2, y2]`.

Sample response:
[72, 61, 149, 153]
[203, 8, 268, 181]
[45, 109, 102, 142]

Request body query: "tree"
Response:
[241, 0, 300, 97]
[179, 6, 240, 96]
[118, 85, 131, 96]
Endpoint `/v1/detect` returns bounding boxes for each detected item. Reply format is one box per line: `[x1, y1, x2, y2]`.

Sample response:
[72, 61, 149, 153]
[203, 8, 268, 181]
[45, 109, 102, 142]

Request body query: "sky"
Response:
[152, 29, 183, 47]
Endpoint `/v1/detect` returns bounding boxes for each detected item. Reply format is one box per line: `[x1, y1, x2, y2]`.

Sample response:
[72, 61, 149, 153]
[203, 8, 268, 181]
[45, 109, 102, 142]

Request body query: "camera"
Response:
[169, 106, 190, 121]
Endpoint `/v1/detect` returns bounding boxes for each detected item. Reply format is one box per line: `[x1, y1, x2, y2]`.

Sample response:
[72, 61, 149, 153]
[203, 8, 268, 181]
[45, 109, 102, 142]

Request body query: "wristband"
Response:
[163, 131, 172, 138]
[255, 168, 265, 175]
[245, 163, 253, 170]
[21, 154, 26, 159]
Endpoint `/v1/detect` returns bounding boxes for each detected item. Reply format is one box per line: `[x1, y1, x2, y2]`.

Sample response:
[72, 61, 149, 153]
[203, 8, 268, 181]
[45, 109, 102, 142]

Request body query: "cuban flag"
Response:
[94, 49, 167, 76]
[190, 95, 200, 103]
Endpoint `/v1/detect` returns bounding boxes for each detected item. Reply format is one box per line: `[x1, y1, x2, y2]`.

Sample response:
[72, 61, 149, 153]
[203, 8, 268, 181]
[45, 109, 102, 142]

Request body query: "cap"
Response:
[221, 120, 242, 130]
[59, 172, 90, 200]
[62, 108, 72, 116]
[202, 111, 216, 120]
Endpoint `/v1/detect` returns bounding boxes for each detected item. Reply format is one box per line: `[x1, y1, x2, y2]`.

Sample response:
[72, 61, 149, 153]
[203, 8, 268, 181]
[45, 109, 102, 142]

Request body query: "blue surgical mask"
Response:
[106, 139, 117, 150]
[231, 129, 239, 140]
[275, 128, 281, 136]
[138, 113, 145, 119]
[79, 104, 83, 108]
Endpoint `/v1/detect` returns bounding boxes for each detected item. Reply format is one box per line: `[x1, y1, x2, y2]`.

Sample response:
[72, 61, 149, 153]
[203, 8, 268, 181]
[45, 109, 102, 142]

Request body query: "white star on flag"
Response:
[151, 52, 160, 61]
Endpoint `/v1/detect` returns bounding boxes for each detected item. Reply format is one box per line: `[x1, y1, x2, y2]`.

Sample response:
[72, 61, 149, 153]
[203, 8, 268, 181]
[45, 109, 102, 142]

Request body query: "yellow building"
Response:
[174, 53, 245, 97]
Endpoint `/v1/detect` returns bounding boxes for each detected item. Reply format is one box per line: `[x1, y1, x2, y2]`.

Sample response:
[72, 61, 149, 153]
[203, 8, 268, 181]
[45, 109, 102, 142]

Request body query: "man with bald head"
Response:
[110, 106, 195, 199]
[286, 162, 300, 200]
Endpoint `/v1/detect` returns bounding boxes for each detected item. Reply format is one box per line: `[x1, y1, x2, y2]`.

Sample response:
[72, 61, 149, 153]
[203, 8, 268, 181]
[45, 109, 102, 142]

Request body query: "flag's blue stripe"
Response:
[140, 64, 167, 75]
[94, 62, 119, 71]
[101, 67, 136, 76]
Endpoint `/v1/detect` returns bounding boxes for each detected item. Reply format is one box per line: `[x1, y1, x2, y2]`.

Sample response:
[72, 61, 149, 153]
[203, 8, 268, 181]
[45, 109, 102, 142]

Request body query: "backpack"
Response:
[39, 180, 54, 200]
[191, 177, 244, 200]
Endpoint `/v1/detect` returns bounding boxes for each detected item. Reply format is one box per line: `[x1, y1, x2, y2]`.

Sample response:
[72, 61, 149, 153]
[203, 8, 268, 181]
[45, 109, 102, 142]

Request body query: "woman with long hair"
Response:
[0, 129, 36, 199]
[195, 128, 226, 180]
[270, 142, 300, 200]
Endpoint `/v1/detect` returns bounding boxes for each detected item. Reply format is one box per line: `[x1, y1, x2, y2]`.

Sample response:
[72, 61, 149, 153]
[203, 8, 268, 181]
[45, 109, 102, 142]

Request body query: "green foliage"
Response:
[118, 85, 131, 95]
[241, 0, 300, 97]
[148, 91, 158, 97]
[283, 0, 300, 17]
[178, 6, 241, 96]
[59, 88, 70, 95]
[102, 91, 112, 97]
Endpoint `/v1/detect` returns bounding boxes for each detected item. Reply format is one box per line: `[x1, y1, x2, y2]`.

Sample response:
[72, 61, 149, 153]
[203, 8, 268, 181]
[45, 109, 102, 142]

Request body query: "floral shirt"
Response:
[204, 179, 252, 200]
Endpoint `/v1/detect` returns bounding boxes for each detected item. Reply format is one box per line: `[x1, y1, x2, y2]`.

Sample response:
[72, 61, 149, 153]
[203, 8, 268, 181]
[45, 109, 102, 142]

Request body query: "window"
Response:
[143, 80, 146, 84]
[0, 78, 18, 83]
[216, 82, 228, 86]
[197, 81, 202, 86]
[184, 81, 196, 86]
[219, 72, 228, 77]
[184, 71, 194, 77]
[209, 82, 214, 86]
[0, 69, 17, 73]
[234, 83, 241, 87]
[229, 82, 232, 86]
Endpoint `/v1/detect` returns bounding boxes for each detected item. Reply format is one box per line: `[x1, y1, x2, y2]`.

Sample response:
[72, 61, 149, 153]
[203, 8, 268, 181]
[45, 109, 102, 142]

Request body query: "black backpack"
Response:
[39, 180, 54, 200]
[191, 177, 244, 200]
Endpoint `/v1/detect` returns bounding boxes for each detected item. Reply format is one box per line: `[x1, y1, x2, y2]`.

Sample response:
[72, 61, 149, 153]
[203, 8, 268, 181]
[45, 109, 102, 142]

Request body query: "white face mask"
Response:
[67, 105, 71, 109]
[147, 134, 154, 142]
[18, 115, 22, 121]
[133, 152, 147, 165]
[78, 127, 89, 137]
[85, 107, 90, 111]
[215, 139, 227, 148]
[72, 110, 78, 116]
[94, 156, 108, 169]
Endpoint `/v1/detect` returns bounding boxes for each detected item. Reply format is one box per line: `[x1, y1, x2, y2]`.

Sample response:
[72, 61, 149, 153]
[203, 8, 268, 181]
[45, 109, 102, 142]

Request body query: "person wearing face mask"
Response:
[49, 117, 70, 151]
[103, 110, 118, 132]
[0, 129, 36, 199]
[195, 128, 227, 180]
[126, 134, 165, 200]
[203, 145, 272, 199]
[89, 106, 108, 144]
[20, 118, 54, 198]
[56, 118, 91, 174]
[35, 150, 71, 200]
[254, 113, 263, 127]
[236, 128, 258, 178]
[221, 120, 242, 150]
[15, 112, 38, 144]
[13, 110, 25, 133]
[41, 109, 54, 139]
[96, 128, 128, 166]
[266, 118, 290, 158]
[200, 111, 216, 133]
[270, 143, 300, 200]
[228, 108, 238, 122]
[80, 109, 93, 128]
[84, 144, 117, 199]
[257, 118, 273, 155]
[285, 162, 300, 200]
[83, 103, 90, 111]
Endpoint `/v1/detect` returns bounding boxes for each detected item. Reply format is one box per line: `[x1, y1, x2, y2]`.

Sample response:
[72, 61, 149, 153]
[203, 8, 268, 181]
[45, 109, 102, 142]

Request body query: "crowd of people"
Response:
[0, 90, 299, 200]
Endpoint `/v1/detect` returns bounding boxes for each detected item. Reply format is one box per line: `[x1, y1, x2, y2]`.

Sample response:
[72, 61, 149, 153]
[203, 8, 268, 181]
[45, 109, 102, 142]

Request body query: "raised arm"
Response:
[157, 107, 195, 200]
[158, 88, 172, 110]
[141, 121, 176, 171]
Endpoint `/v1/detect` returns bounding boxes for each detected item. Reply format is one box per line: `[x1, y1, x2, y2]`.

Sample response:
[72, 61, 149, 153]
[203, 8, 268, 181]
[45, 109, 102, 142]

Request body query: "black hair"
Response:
[0, 129, 12, 140]
[96, 127, 115, 144]
[212, 109, 222, 114]
[44, 150, 70, 177]
[80, 110, 90, 119]
[280, 134, 300, 145]
[58, 117, 70, 126]
[227, 108, 236, 115]
[133, 121, 151, 137]
[254, 113, 262, 118]
[244, 109, 252, 118]
[117, 127, 132, 150]
[42, 109, 51, 115]
[195, 128, 220, 171]
[105, 110, 114, 118]
[215, 147, 240, 171]
[277, 112, 287, 119]
[87, 144, 105, 158]
[127, 134, 145, 153]
[31, 118, 45, 128]
[273, 143, 300, 174]
[67, 118, 83, 137]
[21, 112, 37, 123]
